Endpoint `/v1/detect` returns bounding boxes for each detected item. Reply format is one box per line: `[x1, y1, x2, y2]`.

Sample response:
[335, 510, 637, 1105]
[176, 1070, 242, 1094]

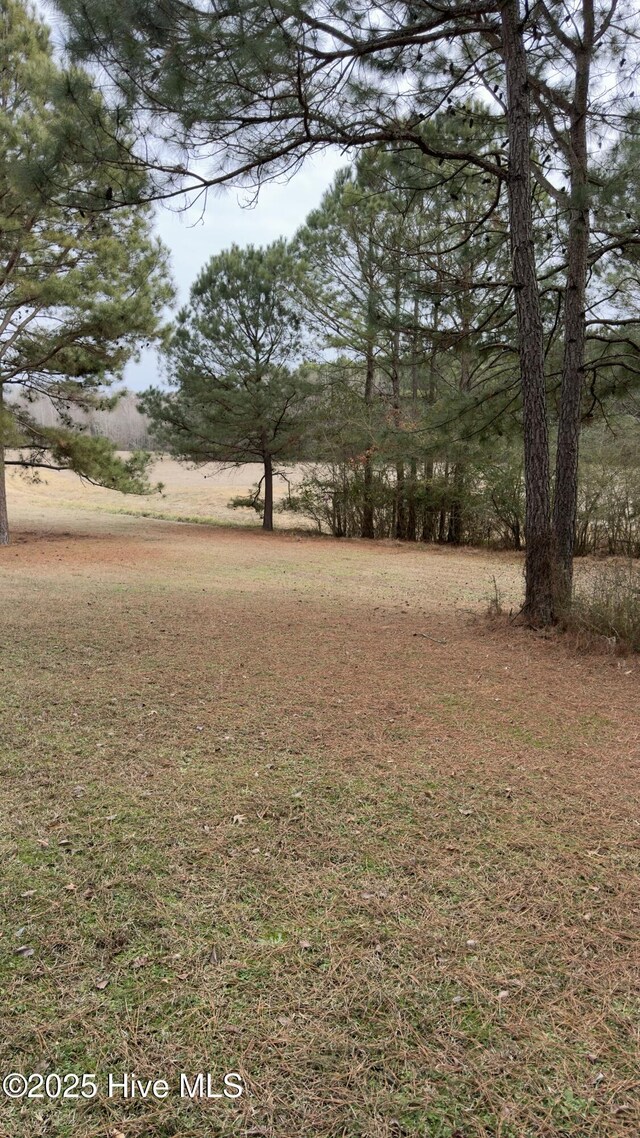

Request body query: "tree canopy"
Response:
[48, 0, 640, 621]
[0, 0, 173, 542]
[141, 242, 312, 531]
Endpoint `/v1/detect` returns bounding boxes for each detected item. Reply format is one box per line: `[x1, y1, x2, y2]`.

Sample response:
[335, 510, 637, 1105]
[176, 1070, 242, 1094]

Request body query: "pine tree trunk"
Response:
[447, 465, 464, 544]
[407, 458, 417, 541]
[390, 274, 407, 540]
[502, 0, 555, 626]
[438, 504, 446, 543]
[421, 292, 440, 544]
[362, 328, 375, 539]
[552, 9, 593, 609]
[438, 461, 448, 543]
[0, 384, 9, 546]
[421, 460, 437, 542]
[447, 231, 474, 548]
[405, 280, 421, 542]
[263, 452, 274, 531]
[395, 462, 407, 539]
[362, 458, 375, 539]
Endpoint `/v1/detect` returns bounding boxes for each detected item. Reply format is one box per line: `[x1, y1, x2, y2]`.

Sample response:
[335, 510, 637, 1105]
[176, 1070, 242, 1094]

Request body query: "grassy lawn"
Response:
[1, 504, 638, 1137]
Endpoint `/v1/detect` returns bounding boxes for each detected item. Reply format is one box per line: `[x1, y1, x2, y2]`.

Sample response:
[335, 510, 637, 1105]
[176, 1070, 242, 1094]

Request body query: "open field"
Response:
[1, 481, 639, 1138]
[4, 456, 305, 530]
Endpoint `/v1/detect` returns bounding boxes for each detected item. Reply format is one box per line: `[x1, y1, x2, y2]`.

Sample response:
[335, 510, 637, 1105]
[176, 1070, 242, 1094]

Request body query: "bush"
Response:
[228, 491, 264, 517]
[279, 455, 527, 546]
[569, 561, 640, 651]
[575, 419, 640, 557]
[279, 463, 396, 537]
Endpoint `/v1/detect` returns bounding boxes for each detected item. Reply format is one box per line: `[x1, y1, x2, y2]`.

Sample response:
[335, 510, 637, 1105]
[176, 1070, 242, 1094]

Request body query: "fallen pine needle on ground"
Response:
[1, 496, 638, 1138]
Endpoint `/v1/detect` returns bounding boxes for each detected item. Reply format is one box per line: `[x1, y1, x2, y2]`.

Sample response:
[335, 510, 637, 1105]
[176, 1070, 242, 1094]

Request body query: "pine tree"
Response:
[50, 0, 554, 616]
[141, 242, 311, 532]
[294, 142, 516, 542]
[0, 0, 172, 543]
[51, 0, 640, 622]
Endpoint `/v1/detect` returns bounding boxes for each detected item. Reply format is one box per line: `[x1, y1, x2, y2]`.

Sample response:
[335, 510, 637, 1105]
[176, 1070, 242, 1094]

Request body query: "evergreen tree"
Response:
[51, 0, 640, 622]
[294, 143, 516, 542]
[0, 0, 172, 543]
[49, 0, 555, 620]
[141, 242, 311, 531]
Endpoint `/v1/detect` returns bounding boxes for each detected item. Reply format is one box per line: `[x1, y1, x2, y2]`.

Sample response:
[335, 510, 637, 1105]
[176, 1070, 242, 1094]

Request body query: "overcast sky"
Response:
[124, 152, 345, 391]
[38, 0, 346, 393]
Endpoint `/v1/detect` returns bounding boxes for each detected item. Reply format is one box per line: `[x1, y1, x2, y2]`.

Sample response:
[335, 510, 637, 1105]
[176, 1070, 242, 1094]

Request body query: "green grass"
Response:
[3, 730, 637, 1137]
[95, 504, 254, 527]
[0, 522, 638, 1137]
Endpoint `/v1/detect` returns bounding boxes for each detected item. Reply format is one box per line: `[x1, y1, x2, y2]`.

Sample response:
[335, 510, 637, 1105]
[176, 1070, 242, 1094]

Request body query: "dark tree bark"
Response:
[447, 256, 472, 547]
[395, 462, 407, 539]
[407, 459, 418, 541]
[421, 292, 441, 543]
[0, 385, 9, 546]
[438, 460, 449, 543]
[438, 503, 447, 543]
[360, 226, 378, 540]
[406, 285, 421, 541]
[263, 451, 274, 531]
[552, 0, 593, 608]
[501, 0, 555, 626]
[447, 471, 464, 544]
[421, 457, 438, 543]
[362, 457, 375, 539]
[390, 274, 408, 540]
[362, 327, 376, 540]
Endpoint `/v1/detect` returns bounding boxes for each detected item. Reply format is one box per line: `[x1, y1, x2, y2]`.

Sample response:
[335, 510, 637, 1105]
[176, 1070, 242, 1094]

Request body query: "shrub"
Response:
[228, 490, 264, 517]
[569, 560, 640, 651]
[575, 419, 640, 557]
[279, 463, 396, 537]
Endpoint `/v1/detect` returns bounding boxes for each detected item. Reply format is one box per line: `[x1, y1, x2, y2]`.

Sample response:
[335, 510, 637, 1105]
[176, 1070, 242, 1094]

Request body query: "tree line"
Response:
[2, 0, 639, 630]
[10, 391, 156, 450]
[141, 143, 639, 567]
[50, 0, 640, 625]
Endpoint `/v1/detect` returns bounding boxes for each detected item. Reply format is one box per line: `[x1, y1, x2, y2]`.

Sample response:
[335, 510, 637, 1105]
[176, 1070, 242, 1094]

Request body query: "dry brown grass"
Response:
[4, 455, 305, 529]
[0, 490, 639, 1138]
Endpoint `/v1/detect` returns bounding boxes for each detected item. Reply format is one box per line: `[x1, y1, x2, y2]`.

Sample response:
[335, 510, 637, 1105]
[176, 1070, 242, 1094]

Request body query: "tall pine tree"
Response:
[141, 242, 311, 531]
[0, 0, 172, 543]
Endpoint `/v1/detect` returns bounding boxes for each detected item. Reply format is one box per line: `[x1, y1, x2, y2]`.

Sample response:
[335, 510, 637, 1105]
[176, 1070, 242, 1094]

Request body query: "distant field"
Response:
[5, 453, 307, 530]
[1, 493, 638, 1138]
